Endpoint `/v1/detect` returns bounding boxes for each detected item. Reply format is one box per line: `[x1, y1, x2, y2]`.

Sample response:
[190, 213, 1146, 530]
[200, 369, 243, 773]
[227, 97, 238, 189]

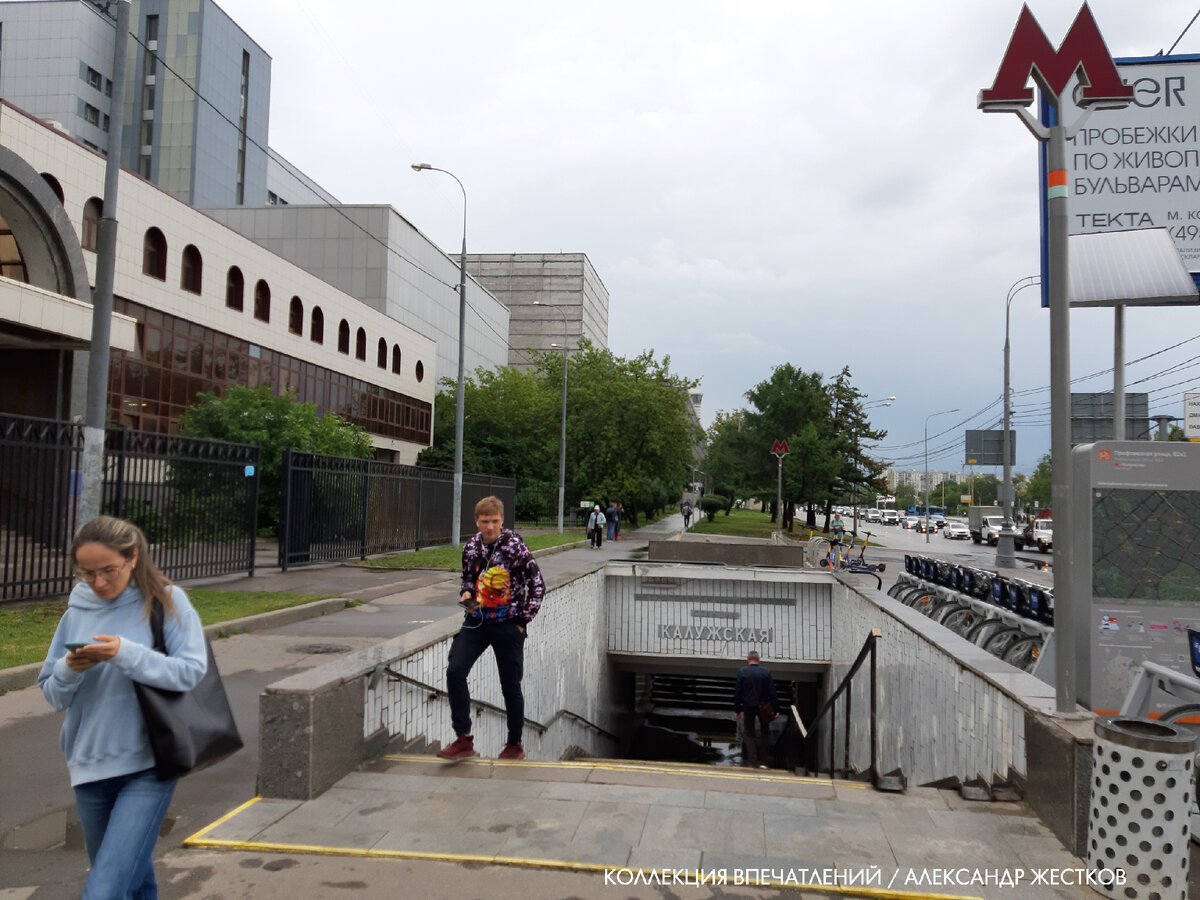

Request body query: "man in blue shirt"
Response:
[733, 650, 779, 767]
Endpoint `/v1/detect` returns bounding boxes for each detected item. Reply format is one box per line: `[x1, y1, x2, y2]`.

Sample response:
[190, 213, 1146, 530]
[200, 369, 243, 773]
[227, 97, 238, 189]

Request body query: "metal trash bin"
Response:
[1088, 716, 1197, 899]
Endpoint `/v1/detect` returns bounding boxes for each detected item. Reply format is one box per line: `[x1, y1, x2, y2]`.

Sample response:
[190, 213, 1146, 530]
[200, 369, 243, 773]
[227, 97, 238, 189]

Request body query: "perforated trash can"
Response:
[1088, 716, 1197, 899]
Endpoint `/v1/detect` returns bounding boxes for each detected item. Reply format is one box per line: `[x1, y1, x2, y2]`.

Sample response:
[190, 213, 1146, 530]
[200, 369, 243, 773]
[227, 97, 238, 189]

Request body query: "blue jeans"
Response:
[74, 768, 176, 900]
[606, 520, 616, 541]
[446, 619, 526, 744]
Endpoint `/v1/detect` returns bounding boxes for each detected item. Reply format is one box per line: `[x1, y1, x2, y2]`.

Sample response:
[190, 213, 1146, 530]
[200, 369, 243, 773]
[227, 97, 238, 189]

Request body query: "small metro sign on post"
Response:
[771, 440, 789, 537]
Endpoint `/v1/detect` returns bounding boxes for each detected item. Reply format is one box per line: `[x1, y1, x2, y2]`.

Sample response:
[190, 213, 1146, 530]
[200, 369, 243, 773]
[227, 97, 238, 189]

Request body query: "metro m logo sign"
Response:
[978, 4, 1133, 109]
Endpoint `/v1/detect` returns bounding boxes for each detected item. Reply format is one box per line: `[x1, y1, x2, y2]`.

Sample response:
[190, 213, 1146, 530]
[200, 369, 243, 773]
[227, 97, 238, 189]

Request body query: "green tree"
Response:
[1024, 453, 1053, 509]
[417, 366, 555, 479]
[179, 385, 372, 532]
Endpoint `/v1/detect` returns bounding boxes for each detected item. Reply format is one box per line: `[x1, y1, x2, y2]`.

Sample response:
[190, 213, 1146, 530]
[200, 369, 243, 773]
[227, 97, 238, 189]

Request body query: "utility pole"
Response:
[79, 0, 131, 524]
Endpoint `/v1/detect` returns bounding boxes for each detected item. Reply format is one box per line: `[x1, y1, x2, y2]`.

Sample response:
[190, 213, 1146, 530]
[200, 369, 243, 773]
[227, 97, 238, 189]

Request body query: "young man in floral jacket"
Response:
[437, 496, 545, 761]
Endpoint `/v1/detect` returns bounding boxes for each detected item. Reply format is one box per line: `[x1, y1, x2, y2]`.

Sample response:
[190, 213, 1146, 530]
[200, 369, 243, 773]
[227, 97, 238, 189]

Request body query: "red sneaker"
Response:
[497, 742, 526, 760]
[436, 734, 477, 760]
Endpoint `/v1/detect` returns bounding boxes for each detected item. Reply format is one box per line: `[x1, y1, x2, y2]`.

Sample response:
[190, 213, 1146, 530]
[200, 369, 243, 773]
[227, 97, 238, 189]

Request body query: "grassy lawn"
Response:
[357, 531, 585, 571]
[691, 507, 883, 547]
[0, 588, 334, 671]
[691, 507, 819, 542]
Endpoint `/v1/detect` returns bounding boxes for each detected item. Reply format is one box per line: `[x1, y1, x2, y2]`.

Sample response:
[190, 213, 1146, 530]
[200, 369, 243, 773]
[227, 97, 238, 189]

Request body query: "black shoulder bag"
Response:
[132, 599, 243, 780]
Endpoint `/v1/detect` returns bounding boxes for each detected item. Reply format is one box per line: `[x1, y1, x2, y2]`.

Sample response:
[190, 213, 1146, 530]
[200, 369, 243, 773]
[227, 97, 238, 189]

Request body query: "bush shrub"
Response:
[698, 495, 727, 522]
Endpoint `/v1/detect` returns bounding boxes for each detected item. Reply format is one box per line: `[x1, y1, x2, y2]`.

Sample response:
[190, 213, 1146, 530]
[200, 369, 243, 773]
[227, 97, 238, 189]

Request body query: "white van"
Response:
[866, 509, 881, 523]
[880, 509, 900, 526]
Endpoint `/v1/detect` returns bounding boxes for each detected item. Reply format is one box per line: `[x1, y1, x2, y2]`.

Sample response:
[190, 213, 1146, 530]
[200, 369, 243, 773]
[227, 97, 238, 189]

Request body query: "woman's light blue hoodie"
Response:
[38, 582, 207, 786]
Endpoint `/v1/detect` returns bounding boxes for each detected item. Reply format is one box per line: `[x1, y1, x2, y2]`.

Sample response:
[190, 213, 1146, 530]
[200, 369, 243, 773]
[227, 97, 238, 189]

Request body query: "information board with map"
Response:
[1073, 443, 1200, 713]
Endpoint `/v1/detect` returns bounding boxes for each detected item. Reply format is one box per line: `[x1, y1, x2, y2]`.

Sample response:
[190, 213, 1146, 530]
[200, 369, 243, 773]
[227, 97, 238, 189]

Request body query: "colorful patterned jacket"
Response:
[459, 528, 545, 624]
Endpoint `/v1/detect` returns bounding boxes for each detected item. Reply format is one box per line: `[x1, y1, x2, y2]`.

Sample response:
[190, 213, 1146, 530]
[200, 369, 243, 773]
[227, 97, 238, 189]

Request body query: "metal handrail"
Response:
[804, 628, 881, 784]
[382, 666, 618, 741]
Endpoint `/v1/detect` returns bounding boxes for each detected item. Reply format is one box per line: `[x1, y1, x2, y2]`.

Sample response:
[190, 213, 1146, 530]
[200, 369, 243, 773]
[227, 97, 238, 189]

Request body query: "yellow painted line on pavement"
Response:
[381, 754, 869, 787]
[182, 795, 263, 845]
[183, 798, 981, 900]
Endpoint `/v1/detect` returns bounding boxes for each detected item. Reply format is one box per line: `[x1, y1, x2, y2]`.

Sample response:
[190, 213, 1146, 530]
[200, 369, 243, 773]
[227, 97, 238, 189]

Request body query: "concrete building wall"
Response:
[206, 204, 511, 382]
[0, 1, 116, 154]
[127, 0, 271, 207]
[266, 151, 340, 206]
[463, 253, 609, 370]
[1, 103, 435, 460]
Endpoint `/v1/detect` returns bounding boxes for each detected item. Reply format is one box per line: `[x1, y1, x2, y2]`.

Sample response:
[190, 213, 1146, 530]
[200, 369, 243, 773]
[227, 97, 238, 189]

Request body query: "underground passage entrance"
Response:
[618, 670, 824, 770]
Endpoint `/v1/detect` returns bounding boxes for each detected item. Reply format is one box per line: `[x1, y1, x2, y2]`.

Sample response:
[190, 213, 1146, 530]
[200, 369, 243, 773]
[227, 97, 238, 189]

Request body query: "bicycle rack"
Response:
[889, 560, 1052, 674]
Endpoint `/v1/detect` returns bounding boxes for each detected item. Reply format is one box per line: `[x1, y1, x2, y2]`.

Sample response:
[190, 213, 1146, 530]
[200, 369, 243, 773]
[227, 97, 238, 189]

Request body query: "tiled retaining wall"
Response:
[827, 575, 1060, 787]
[365, 569, 619, 762]
[605, 564, 832, 662]
[260, 570, 620, 800]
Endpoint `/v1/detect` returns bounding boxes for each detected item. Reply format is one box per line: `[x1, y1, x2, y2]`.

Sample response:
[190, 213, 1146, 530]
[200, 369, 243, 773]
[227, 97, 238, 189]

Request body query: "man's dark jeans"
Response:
[446, 618, 527, 744]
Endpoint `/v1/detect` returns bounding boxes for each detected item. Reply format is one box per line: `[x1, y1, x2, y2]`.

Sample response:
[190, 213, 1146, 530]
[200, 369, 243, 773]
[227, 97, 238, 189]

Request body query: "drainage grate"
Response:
[286, 643, 352, 655]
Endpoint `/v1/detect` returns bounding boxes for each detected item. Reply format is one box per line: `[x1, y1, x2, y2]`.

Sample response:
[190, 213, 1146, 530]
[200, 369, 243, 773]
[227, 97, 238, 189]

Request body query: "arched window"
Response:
[337, 319, 350, 354]
[288, 296, 303, 335]
[40, 173, 64, 204]
[81, 197, 102, 252]
[225, 266, 244, 310]
[253, 280, 270, 322]
[310, 307, 324, 343]
[376, 338, 387, 368]
[355, 327, 366, 361]
[391, 344, 401, 374]
[142, 227, 166, 280]
[180, 244, 202, 293]
[415, 360, 424, 383]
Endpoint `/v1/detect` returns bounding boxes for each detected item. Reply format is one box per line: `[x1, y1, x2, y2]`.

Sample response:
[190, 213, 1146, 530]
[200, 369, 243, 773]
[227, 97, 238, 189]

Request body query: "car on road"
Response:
[866, 509, 881, 523]
[901, 515, 921, 530]
[880, 510, 900, 526]
[943, 521, 971, 540]
[916, 518, 939, 534]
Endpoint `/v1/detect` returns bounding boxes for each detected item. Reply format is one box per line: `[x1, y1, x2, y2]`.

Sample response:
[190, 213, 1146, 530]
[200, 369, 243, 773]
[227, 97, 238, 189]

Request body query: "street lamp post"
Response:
[534, 301, 569, 534]
[997, 275, 1039, 568]
[853, 396, 895, 535]
[412, 163, 468, 547]
[924, 408, 959, 543]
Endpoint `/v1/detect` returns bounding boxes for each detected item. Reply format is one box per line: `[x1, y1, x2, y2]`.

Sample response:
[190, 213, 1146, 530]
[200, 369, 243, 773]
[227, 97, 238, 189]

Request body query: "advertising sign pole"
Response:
[771, 440, 789, 538]
[979, 4, 1133, 714]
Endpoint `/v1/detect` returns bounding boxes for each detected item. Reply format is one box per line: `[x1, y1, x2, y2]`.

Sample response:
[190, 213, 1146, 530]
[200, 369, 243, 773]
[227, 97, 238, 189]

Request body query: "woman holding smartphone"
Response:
[38, 516, 207, 899]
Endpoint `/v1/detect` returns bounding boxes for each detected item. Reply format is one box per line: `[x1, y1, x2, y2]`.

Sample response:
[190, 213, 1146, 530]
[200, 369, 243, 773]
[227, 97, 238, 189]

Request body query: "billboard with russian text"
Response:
[1059, 56, 1200, 279]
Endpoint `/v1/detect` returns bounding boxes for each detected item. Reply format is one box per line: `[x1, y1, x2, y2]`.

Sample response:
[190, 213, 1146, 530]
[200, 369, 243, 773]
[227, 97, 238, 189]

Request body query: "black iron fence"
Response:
[278, 449, 516, 570]
[1, 414, 260, 603]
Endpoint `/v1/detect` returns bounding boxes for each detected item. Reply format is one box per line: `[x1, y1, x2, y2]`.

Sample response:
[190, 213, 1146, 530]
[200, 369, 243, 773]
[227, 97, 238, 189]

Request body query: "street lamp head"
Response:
[411, 163, 431, 172]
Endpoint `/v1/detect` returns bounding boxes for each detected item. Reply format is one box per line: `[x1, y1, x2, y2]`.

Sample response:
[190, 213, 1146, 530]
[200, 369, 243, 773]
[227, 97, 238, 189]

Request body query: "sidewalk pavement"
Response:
[0, 515, 1102, 900]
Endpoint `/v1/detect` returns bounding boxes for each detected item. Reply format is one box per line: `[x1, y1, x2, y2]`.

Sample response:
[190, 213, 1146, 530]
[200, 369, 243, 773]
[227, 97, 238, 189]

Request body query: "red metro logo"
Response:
[978, 3, 1133, 109]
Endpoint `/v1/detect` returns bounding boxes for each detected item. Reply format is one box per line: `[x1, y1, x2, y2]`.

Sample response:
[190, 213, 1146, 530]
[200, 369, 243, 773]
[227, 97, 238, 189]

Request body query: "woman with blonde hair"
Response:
[38, 516, 207, 899]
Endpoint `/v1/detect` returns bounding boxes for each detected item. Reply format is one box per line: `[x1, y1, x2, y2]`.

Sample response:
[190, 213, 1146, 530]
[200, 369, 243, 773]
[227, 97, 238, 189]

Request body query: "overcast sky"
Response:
[213, 0, 1200, 473]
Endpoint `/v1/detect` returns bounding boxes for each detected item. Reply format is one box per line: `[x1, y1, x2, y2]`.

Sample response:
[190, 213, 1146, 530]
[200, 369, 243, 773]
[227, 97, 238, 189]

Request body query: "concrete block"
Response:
[1023, 709, 1093, 855]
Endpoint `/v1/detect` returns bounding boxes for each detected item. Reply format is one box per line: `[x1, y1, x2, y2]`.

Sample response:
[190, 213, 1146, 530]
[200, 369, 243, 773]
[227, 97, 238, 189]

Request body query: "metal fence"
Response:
[278, 449, 516, 570]
[1, 414, 260, 603]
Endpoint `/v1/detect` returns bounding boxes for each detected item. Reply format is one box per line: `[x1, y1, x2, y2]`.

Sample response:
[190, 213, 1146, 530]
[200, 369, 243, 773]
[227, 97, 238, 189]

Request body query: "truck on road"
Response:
[968, 505, 1004, 545]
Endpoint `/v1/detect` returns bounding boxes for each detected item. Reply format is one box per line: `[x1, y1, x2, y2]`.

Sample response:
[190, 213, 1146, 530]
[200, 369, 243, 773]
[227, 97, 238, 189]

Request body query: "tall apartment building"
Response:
[462, 253, 609, 370]
[0, 0, 280, 207]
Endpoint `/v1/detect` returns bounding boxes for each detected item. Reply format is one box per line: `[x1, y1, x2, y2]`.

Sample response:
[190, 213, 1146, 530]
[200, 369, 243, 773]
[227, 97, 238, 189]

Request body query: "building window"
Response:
[415, 361, 424, 383]
[83, 104, 100, 127]
[391, 345, 401, 374]
[376, 338, 387, 369]
[180, 244, 202, 294]
[142, 227, 166, 280]
[41, 173, 64, 204]
[253, 280, 270, 322]
[355, 328, 366, 361]
[236, 50, 250, 205]
[310, 307, 324, 344]
[225, 266, 244, 310]
[85, 66, 102, 90]
[81, 197, 102, 252]
[288, 297, 303, 336]
[337, 320, 350, 354]
[102, 114, 109, 133]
